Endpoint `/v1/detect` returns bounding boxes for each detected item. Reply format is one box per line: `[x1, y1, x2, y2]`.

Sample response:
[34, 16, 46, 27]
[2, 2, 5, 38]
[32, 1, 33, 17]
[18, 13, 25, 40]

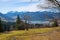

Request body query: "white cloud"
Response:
[18, 0, 31, 2]
[0, 0, 39, 2]
[0, 3, 45, 13]
[17, 3, 46, 12]
[18, 4, 38, 12]
[0, 0, 59, 13]
[38, 0, 56, 9]
[12, 3, 40, 12]
[20, 0, 39, 3]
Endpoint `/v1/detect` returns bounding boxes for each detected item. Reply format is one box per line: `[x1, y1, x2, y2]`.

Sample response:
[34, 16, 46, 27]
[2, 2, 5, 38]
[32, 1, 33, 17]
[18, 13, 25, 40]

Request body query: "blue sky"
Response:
[0, 0, 59, 13]
[0, 0, 40, 13]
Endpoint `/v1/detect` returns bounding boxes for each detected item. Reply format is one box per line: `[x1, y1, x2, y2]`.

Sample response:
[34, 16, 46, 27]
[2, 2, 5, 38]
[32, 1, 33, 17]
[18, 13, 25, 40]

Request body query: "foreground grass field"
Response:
[0, 27, 60, 40]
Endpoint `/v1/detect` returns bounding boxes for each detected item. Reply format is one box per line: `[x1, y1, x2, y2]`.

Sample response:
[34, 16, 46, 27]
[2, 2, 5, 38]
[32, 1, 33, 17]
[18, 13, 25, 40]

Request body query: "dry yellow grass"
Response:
[0, 27, 60, 40]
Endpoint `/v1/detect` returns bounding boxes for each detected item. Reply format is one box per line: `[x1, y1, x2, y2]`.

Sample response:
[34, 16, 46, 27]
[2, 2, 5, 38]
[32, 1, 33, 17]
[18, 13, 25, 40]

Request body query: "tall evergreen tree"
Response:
[53, 20, 58, 27]
[0, 18, 3, 32]
[15, 15, 21, 30]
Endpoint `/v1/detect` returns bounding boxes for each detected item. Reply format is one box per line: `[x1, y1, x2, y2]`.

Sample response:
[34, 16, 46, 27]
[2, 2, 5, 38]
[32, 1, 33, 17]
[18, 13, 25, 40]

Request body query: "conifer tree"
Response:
[53, 20, 58, 27]
[15, 15, 21, 30]
[0, 18, 3, 32]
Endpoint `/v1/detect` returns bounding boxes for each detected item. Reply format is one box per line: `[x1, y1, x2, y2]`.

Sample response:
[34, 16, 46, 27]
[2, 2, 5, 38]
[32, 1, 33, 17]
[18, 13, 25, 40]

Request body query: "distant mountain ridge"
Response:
[0, 11, 60, 22]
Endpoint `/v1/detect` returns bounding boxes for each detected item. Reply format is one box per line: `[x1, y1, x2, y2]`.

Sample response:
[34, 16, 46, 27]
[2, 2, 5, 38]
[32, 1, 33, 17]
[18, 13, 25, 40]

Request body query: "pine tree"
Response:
[53, 20, 58, 27]
[15, 15, 21, 30]
[0, 18, 3, 32]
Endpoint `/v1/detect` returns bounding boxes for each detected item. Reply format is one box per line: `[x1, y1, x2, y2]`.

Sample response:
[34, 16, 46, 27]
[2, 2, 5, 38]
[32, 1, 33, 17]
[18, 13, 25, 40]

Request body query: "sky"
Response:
[0, 0, 59, 14]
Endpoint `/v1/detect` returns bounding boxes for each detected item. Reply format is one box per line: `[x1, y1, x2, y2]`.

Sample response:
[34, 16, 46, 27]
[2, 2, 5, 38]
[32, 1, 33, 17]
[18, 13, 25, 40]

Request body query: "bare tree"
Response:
[37, 0, 60, 10]
[23, 14, 31, 30]
[48, 0, 60, 8]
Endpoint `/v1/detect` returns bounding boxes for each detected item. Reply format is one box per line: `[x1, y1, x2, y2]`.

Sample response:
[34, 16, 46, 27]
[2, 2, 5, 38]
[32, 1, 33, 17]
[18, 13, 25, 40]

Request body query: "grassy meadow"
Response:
[0, 27, 60, 40]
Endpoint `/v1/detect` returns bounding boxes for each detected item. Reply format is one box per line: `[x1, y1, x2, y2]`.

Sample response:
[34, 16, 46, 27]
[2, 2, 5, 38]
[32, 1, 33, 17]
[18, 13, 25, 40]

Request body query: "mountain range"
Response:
[0, 11, 60, 22]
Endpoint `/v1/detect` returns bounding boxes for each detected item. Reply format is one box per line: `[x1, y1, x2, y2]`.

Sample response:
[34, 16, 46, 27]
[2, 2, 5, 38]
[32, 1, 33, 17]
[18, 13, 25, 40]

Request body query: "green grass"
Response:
[0, 27, 60, 40]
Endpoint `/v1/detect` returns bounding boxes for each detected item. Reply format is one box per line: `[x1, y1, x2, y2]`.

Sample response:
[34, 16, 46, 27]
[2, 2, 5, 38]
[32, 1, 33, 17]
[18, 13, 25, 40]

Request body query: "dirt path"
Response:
[8, 30, 60, 40]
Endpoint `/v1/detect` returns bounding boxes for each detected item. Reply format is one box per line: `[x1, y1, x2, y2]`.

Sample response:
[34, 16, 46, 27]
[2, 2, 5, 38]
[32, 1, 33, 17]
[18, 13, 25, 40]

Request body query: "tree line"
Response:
[0, 15, 58, 32]
[0, 15, 30, 32]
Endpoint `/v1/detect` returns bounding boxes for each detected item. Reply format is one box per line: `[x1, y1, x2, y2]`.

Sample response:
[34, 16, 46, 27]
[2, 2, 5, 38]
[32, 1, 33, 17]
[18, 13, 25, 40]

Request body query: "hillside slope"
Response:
[0, 27, 60, 40]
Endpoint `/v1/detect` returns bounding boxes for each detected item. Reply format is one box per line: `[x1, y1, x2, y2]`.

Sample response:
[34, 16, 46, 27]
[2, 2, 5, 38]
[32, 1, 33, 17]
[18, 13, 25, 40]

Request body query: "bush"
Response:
[53, 20, 58, 27]
[18, 26, 25, 30]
